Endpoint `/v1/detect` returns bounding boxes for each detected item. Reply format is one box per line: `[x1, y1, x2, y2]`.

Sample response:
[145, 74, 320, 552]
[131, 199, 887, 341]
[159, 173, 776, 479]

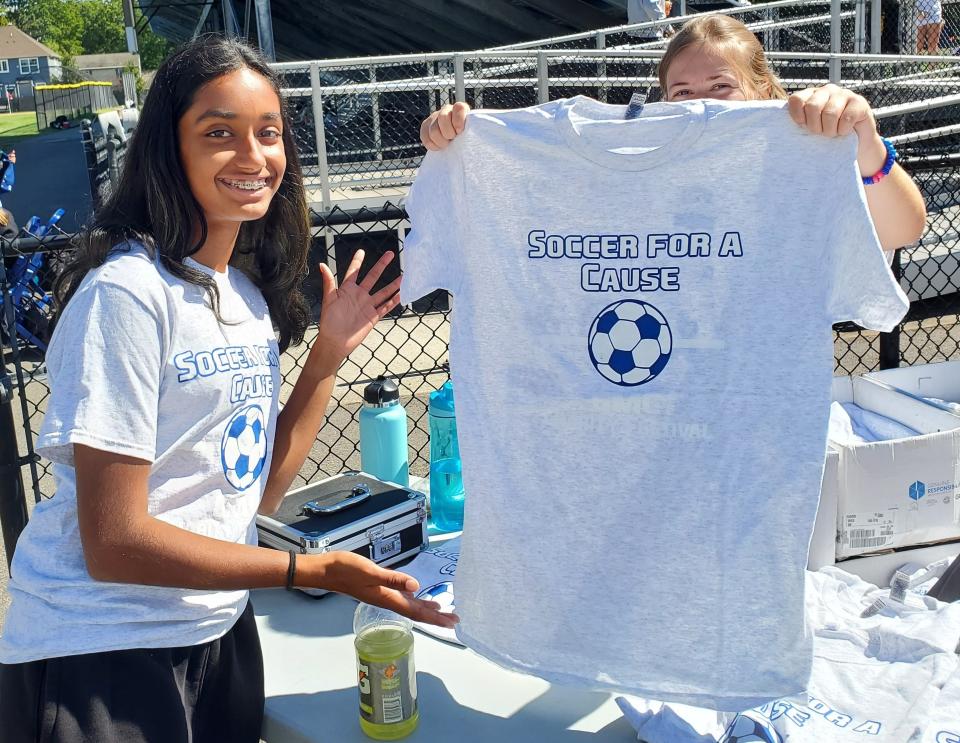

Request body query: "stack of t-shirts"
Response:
[827, 401, 919, 446]
[616, 563, 960, 742]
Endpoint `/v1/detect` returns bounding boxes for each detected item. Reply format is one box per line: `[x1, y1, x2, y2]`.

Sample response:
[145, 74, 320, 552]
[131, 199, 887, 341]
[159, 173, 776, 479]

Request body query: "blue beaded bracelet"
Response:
[862, 137, 897, 185]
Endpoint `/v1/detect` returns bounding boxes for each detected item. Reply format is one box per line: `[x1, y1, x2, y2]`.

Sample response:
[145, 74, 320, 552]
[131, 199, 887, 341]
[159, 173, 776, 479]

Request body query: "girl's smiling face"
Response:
[177, 67, 286, 226]
[665, 45, 752, 102]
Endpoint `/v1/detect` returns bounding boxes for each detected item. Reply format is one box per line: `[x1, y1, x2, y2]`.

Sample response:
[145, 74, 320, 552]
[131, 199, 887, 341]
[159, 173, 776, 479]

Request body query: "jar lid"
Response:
[364, 375, 400, 405]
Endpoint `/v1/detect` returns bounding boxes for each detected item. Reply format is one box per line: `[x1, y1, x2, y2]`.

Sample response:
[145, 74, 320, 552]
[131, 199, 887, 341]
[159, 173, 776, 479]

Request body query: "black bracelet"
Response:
[286, 550, 298, 591]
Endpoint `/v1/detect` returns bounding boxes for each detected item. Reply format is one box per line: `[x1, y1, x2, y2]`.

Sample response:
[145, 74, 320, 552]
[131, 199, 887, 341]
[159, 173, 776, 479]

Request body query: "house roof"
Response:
[0, 26, 60, 60]
[74, 52, 140, 70]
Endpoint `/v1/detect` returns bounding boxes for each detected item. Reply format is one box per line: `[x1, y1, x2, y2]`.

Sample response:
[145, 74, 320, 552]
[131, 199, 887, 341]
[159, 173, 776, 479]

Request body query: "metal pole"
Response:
[870, 0, 882, 53]
[454, 54, 466, 104]
[254, 0, 276, 62]
[0, 263, 29, 568]
[830, 0, 842, 82]
[122, 0, 139, 53]
[878, 250, 902, 369]
[369, 66, 382, 163]
[192, 0, 214, 37]
[536, 51, 549, 104]
[854, 0, 866, 54]
[597, 32, 607, 103]
[310, 63, 331, 212]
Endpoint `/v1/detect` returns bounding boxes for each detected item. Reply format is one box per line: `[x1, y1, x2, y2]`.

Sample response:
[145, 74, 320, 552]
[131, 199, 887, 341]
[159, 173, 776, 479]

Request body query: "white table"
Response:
[252, 586, 637, 742]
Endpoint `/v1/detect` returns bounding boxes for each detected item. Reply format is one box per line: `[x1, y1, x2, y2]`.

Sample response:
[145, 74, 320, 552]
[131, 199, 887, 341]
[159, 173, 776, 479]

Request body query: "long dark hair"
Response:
[55, 35, 311, 352]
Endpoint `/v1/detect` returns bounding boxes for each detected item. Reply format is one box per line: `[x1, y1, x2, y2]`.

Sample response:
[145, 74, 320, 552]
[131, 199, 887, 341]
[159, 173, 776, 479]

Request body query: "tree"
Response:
[10, 0, 173, 70]
[15, 0, 85, 57]
[55, 54, 86, 83]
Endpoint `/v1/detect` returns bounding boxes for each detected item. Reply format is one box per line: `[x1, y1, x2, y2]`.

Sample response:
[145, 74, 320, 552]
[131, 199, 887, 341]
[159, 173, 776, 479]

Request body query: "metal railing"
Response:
[271, 49, 960, 206]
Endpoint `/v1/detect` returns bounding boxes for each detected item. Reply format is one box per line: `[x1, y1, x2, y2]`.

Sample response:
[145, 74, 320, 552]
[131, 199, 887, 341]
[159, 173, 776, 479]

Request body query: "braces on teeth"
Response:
[225, 179, 267, 190]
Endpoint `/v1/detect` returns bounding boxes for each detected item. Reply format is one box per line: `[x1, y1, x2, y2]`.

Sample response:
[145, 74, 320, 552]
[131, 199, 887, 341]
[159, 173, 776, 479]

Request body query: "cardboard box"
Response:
[863, 360, 960, 412]
[826, 375, 960, 560]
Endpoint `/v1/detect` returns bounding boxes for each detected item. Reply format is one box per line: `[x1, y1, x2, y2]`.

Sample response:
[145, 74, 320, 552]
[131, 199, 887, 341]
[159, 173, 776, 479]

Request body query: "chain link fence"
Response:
[2, 5, 959, 514]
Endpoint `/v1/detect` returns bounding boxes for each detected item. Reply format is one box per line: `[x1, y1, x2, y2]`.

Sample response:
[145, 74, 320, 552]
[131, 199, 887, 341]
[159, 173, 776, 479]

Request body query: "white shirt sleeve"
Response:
[400, 145, 467, 304]
[36, 277, 165, 465]
[825, 158, 910, 331]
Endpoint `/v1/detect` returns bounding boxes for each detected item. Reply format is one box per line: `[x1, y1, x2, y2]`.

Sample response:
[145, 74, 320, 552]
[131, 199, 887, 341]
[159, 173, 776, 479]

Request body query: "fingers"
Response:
[317, 263, 337, 301]
[451, 101, 469, 133]
[788, 85, 871, 138]
[357, 250, 395, 291]
[342, 248, 365, 285]
[374, 588, 460, 628]
[419, 102, 470, 151]
[371, 276, 402, 308]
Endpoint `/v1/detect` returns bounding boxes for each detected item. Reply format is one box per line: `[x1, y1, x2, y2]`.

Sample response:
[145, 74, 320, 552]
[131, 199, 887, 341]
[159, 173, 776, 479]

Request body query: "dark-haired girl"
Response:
[0, 36, 455, 743]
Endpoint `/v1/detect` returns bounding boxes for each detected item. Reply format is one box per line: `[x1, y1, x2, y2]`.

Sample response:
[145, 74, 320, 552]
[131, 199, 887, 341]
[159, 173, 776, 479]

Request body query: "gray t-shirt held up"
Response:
[400, 97, 908, 710]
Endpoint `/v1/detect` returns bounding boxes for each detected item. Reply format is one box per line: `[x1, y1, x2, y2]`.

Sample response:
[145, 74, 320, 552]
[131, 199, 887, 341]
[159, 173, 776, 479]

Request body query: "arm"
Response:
[788, 85, 927, 251]
[259, 248, 400, 514]
[75, 445, 455, 626]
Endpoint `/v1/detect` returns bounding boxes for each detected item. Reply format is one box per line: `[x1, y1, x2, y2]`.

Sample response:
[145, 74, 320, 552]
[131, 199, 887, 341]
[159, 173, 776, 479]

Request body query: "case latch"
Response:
[301, 536, 330, 552]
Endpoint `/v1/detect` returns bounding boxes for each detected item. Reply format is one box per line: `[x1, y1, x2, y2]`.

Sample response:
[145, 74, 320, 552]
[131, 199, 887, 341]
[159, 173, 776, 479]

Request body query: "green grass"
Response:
[0, 111, 39, 139]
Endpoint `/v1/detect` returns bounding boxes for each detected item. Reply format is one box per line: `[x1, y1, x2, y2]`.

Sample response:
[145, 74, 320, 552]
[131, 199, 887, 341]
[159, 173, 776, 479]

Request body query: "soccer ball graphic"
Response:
[719, 712, 782, 743]
[416, 581, 456, 615]
[588, 300, 672, 386]
[220, 404, 268, 491]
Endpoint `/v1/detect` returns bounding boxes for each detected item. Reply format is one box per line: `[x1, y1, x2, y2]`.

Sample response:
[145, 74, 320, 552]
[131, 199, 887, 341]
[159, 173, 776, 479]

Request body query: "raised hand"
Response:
[788, 83, 878, 142]
[315, 249, 401, 363]
[420, 102, 470, 151]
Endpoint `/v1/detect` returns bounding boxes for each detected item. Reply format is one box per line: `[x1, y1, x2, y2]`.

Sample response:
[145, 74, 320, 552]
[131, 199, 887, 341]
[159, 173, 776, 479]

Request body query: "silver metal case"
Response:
[256, 472, 428, 596]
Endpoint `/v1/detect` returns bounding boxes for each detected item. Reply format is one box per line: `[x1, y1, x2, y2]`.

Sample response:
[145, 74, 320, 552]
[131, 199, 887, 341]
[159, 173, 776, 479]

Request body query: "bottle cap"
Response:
[364, 375, 400, 405]
[429, 380, 456, 416]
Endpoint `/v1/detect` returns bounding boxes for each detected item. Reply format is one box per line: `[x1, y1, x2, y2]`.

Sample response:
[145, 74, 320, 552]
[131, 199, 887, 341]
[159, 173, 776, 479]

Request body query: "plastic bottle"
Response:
[359, 376, 409, 487]
[354, 603, 419, 740]
[428, 380, 465, 532]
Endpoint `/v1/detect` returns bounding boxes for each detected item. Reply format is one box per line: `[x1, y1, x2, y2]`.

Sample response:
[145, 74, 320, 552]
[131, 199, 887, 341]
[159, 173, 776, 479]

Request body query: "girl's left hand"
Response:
[787, 84, 877, 142]
[315, 249, 401, 364]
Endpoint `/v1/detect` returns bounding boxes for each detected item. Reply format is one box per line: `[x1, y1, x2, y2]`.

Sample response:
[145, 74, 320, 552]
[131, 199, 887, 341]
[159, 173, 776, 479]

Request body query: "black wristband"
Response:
[286, 550, 297, 591]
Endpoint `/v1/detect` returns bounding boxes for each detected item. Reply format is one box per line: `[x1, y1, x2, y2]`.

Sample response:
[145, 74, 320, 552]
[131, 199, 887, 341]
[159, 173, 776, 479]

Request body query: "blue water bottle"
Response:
[359, 376, 410, 487]
[428, 381, 465, 532]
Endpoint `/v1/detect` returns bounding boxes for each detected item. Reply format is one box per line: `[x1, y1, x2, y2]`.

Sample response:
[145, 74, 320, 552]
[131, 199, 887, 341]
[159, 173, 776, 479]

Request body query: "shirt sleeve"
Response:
[825, 155, 910, 332]
[400, 145, 467, 303]
[36, 278, 165, 466]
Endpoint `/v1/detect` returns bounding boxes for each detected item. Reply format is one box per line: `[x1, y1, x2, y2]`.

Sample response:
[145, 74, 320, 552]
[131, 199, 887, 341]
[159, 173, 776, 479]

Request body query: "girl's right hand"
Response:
[420, 102, 471, 151]
[305, 551, 460, 628]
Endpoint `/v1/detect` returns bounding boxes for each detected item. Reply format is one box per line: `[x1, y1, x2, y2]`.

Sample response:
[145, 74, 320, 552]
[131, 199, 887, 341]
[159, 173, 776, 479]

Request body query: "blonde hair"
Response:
[658, 15, 787, 101]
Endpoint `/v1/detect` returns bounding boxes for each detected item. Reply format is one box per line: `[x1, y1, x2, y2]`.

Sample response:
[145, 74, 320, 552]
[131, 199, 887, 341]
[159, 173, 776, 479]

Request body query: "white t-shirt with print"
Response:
[0, 243, 280, 663]
[400, 97, 909, 710]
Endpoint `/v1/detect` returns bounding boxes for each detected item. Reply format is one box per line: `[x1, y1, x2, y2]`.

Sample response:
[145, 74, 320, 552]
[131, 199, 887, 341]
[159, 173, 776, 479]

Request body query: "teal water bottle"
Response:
[428, 381, 464, 532]
[359, 376, 410, 487]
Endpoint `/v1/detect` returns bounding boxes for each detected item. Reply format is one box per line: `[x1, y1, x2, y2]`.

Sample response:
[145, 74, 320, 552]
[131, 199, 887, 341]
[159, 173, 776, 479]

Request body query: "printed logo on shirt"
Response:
[527, 229, 744, 295]
[220, 404, 268, 491]
[909, 481, 926, 501]
[757, 698, 883, 736]
[937, 731, 960, 743]
[719, 710, 781, 742]
[588, 300, 672, 386]
[415, 581, 456, 615]
[173, 343, 279, 404]
[528, 230, 744, 386]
